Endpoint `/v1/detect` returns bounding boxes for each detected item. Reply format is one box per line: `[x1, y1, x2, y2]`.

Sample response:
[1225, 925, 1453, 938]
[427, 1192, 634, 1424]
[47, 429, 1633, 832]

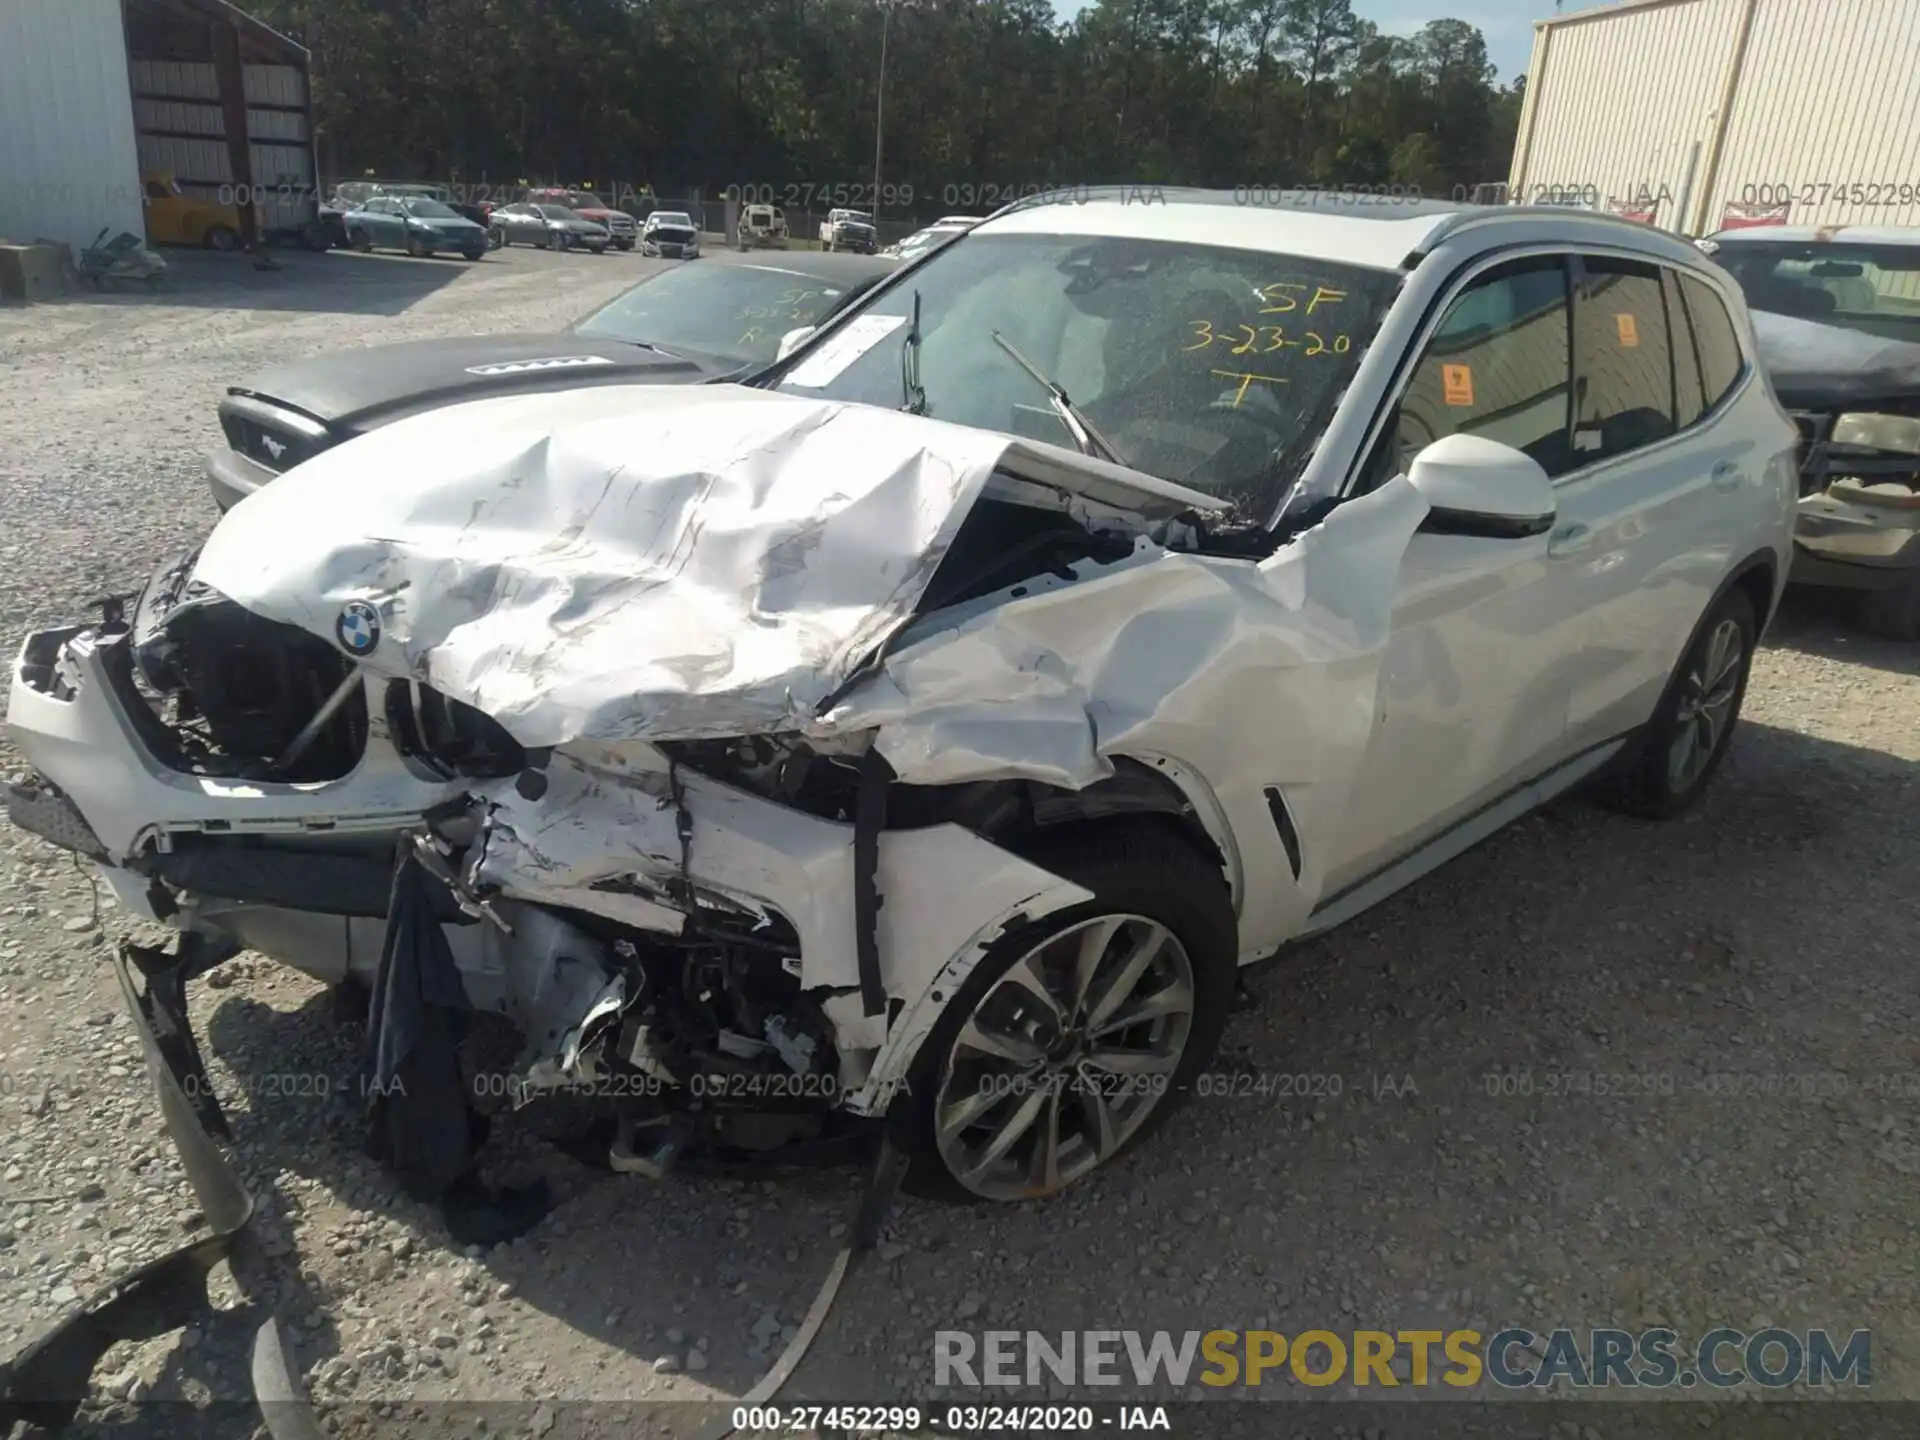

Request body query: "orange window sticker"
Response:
[1615, 312, 1640, 347]
[1442, 363, 1475, 407]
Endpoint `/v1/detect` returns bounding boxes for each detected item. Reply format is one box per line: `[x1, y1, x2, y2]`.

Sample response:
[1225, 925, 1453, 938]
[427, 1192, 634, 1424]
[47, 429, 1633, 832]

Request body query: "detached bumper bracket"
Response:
[127, 934, 235, 1141]
[0, 940, 323, 1440]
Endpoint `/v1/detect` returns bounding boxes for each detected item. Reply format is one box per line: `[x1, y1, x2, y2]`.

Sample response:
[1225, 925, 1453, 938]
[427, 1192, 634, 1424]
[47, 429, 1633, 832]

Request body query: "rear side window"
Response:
[1390, 255, 1575, 479]
[1679, 274, 1746, 409]
[1572, 257, 1677, 463]
[1663, 269, 1708, 428]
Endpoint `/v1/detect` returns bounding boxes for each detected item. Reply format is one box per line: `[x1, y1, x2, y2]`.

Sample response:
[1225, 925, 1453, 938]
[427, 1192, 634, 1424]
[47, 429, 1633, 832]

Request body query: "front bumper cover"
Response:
[0, 939, 322, 1438]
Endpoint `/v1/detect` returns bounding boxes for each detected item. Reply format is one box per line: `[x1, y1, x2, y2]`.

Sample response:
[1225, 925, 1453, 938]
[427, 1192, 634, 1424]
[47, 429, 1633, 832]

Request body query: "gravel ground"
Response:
[1, 247, 1917, 1435]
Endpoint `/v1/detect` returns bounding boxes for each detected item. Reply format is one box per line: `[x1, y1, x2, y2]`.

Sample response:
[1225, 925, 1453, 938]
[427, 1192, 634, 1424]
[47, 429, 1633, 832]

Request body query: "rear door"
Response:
[1549, 254, 1756, 748]
[1321, 253, 1585, 899]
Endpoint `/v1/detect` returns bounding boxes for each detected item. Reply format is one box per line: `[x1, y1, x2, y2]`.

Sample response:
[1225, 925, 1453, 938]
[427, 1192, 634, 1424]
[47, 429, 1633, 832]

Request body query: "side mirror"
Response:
[1406, 433, 1556, 537]
[776, 325, 817, 361]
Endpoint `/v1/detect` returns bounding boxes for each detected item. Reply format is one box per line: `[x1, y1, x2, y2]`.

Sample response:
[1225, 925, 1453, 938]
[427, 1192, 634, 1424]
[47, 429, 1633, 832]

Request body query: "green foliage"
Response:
[249, 0, 1521, 210]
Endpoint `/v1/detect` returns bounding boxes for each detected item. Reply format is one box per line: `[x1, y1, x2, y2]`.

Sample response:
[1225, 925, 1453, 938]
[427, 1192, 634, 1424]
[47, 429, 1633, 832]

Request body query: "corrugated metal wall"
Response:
[1513, 0, 1920, 234]
[1706, 0, 1920, 229]
[1511, 0, 1746, 230]
[129, 59, 316, 234]
[0, 0, 145, 253]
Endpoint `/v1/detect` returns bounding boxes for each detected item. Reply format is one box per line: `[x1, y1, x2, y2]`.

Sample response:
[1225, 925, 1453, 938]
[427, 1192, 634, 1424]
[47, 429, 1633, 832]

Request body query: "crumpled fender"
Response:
[816, 476, 1432, 943]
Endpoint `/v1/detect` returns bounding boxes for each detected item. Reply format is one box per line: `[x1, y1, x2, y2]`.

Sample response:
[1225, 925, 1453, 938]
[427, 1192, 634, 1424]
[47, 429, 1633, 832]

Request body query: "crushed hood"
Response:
[1751, 309, 1920, 412]
[192, 385, 1220, 749]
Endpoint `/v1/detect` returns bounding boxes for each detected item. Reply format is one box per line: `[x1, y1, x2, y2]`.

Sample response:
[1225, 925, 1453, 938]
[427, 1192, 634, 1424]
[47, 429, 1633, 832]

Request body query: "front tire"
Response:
[205, 225, 239, 252]
[1600, 586, 1757, 819]
[348, 228, 372, 254]
[897, 819, 1236, 1204]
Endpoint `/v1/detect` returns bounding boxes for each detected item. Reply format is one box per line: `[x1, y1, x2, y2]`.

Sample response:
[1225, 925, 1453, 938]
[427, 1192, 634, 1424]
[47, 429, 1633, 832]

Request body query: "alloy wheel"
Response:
[1667, 617, 1744, 792]
[933, 913, 1196, 1201]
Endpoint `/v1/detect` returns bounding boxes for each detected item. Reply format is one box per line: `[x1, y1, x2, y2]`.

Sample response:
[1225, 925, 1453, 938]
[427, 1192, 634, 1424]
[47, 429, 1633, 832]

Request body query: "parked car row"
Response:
[205, 250, 894, 508]
[316, 179, 707, 260]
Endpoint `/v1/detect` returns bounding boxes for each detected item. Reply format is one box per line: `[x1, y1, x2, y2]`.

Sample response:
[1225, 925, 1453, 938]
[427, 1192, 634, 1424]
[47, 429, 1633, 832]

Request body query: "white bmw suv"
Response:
[5, 189, 1796, 1207]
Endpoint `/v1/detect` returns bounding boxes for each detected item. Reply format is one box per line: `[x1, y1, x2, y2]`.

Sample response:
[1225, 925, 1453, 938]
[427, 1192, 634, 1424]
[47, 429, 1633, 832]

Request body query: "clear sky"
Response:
[1052, 1, 1555, 88]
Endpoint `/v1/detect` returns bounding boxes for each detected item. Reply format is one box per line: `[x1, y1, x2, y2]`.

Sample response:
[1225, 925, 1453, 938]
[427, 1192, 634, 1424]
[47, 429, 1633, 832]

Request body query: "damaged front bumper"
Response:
[1789, 409, 1920, 589]
[0, 939, 322, 1439]
[4, 613, 1094, 1116]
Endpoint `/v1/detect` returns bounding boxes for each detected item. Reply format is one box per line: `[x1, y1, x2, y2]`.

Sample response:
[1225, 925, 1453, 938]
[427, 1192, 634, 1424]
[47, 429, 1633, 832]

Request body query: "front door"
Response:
[1320, 253, 1587, 901]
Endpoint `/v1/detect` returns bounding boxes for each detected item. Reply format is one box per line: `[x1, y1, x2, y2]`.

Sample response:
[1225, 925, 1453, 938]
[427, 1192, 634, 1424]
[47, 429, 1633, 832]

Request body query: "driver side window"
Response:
[1365, 256, 1574, 490]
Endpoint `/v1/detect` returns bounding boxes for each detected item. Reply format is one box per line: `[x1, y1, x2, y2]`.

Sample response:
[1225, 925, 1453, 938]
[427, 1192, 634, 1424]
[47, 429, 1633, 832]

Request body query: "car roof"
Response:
[1705, 225, 1920, 246]
[969, 185, 1715, 273]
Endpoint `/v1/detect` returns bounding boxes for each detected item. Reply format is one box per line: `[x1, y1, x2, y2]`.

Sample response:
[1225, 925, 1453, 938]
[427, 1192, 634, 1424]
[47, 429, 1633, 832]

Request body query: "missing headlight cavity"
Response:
[1264, 785, 1302, 881]
[386, 680, 527, 780]
[126, 557, 368, 783]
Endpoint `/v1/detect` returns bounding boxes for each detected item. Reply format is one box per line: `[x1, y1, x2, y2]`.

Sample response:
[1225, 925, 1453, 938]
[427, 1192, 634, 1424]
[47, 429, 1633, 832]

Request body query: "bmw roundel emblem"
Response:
[335, 600, 382, 656]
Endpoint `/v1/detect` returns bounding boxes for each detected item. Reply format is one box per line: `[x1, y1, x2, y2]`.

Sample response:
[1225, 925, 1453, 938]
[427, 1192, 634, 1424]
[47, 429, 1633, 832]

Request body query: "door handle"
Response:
[1711, 460, 1741, 492]
[1548, 522, 1594, 557]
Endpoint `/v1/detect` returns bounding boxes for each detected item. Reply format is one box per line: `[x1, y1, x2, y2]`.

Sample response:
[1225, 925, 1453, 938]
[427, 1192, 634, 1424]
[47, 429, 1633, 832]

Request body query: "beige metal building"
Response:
[1507, 0, 1920, 236]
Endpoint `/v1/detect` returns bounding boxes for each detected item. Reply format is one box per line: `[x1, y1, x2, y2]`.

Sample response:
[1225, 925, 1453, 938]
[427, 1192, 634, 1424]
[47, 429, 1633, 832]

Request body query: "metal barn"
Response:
[1508, 0, 1920, 235]
[0, 0, 318, 256]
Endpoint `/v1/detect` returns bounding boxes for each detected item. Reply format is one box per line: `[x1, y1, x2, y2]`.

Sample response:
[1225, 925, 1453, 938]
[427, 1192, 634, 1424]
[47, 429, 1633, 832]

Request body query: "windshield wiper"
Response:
[617, 338, 691, 362]
[990, 330, 1127, 468]
[900, 289, 927, 414]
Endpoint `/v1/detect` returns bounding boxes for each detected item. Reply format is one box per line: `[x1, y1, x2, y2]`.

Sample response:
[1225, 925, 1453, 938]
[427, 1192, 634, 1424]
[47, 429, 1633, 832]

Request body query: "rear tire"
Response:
[348, 228, 372, 254]
[205, 225, 239, 252]
[1858, 574, 1920, 641]
[895, 819, 1236, 1204]
[1598, 586, 1757, 820]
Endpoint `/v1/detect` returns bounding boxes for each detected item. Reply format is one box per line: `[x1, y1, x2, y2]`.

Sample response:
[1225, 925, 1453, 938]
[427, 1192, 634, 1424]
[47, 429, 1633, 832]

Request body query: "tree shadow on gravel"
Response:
[115, 716, 1920, 1419]
[40, 248, 474, 318]
[1763, 587, 1920, 677]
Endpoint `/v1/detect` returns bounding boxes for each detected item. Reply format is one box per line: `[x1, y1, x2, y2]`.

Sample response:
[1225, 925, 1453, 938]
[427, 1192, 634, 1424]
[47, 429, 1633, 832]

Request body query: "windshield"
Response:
[538, 205, 580, 221]
[403, 199, 460, 220]
[573, 264, 861, 367]
[771, 231, 1395, 515]
[651, 213, 694, 228]
[1713, 241, 1920, 345]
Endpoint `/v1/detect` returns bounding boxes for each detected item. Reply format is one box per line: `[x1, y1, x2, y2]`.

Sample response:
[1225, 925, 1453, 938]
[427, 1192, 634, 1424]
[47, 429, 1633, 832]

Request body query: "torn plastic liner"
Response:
[0, 942, 324, 1440]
